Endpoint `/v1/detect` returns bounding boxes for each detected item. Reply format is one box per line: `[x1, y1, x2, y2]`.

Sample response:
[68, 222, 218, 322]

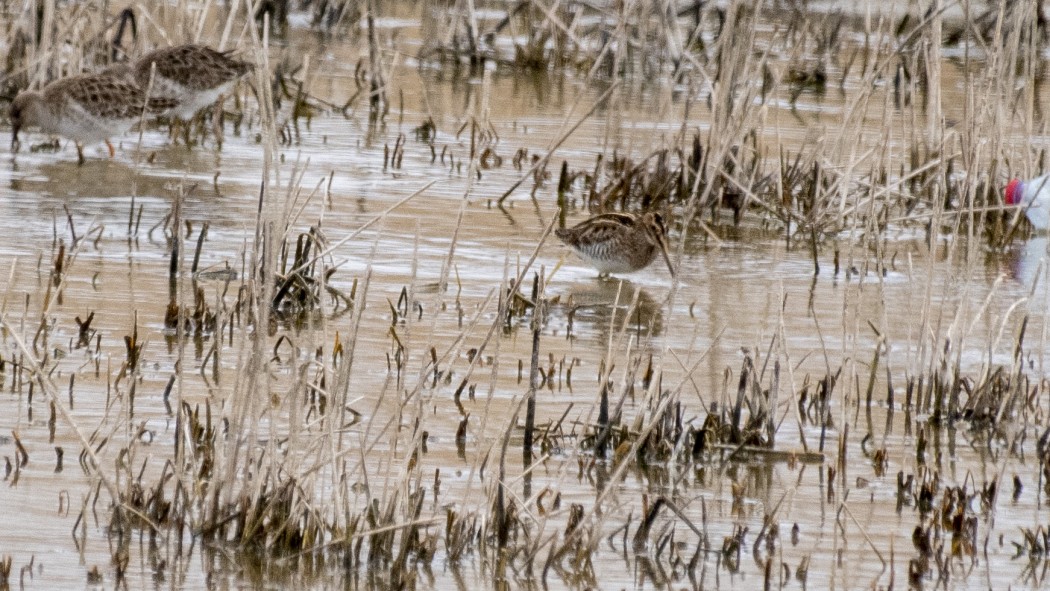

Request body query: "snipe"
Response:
[555, 212, 675, 277]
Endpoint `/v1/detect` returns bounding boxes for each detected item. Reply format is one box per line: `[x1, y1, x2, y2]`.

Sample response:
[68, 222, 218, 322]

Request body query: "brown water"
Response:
[1, 2, 1049, 590]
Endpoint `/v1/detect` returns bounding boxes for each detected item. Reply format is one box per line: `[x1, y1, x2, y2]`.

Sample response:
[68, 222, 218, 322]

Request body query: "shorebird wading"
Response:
[107, 44, 253, 120]
[555, 211, 676, 277]
[10, 73, 178, 164]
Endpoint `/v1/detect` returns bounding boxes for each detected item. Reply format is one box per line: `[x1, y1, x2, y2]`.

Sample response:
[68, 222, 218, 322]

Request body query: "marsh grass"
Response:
[2, 0, 1050, 589]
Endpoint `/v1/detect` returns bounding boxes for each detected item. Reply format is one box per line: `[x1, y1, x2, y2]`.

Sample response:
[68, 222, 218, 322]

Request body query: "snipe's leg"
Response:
[76, 142, 85, 166]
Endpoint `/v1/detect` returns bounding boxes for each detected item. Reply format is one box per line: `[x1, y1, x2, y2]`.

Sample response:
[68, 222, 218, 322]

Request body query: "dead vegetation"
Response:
[0, 1, 1048, 590]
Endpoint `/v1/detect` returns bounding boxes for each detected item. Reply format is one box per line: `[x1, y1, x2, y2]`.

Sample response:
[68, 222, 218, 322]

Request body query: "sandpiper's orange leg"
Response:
[212, 96, 227, 148]
[105, 140, 115, 158]
[169, 118, 188, 146]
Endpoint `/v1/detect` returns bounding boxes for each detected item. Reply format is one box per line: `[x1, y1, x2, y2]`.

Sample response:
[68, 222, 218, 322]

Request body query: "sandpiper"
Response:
[107, 44, 253, 120]
[555, 211, 676, 277]
[10, 73, 179, 164]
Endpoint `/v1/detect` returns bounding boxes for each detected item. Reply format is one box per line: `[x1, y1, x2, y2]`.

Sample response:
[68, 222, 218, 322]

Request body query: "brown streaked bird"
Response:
[9, 73, 179, 164]
[555, 212, 675, 277]
[106, 44, 253, 120]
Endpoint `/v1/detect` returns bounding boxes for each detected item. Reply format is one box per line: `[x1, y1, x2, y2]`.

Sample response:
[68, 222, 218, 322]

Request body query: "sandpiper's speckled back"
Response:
[125, 44, 252, 119]
[11, 73, 179, 145]
[555, 212, 674, 276]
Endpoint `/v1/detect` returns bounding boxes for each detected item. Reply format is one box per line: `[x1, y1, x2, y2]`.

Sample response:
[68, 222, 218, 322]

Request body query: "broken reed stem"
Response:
[167, 183, 183, 295]
[191, 222, 208, 274]
[0, 316, 131, 519]
[2, 3, 1050, 587]
[366, 0, 385, 114]
[523, 269, 544, 454]
[295, 180, 437, 275]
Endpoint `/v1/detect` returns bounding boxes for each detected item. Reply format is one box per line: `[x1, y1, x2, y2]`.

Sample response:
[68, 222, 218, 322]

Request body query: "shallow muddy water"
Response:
[1, 2, 1050, 590]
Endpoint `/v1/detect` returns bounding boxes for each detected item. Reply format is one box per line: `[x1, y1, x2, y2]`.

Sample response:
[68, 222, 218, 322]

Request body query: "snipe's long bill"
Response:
[555, 212, 675, 278]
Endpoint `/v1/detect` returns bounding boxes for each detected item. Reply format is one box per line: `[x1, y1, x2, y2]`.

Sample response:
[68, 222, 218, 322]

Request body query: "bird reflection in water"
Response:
[1005, 235, 1049, 292]
[558, 278, 664, 341]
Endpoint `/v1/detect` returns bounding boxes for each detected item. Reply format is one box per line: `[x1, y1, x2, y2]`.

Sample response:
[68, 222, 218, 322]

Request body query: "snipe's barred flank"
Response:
[555, 212, 675, 277]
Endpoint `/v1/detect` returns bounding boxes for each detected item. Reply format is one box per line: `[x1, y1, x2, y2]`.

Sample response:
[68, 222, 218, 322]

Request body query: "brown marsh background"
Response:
[1, 0, 1050, 589]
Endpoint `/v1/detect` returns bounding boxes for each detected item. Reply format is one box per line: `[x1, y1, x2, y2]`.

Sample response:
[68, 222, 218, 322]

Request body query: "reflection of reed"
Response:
[557, 278, 664, 341]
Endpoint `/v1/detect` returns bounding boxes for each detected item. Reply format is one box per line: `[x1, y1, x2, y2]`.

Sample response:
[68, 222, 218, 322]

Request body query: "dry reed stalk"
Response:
[203, 1, 281, 529]
[498, 82, 622, 204]
[5, 2, 1050, 587]
[0, 316, 130, 517]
